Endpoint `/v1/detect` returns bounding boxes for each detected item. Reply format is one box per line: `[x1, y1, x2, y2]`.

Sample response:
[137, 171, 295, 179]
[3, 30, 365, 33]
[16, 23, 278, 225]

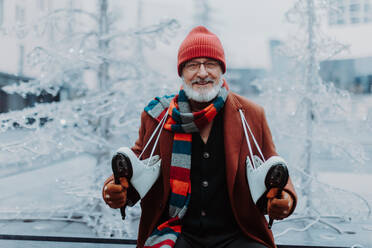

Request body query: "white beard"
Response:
[182, 78, 223, 103]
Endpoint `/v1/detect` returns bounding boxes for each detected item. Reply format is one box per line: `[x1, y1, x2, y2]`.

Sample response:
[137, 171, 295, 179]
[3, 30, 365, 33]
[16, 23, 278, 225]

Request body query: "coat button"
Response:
[202, 181, 208, 188]
[201, 210, 206, 217]
[203, 152, 210, 159]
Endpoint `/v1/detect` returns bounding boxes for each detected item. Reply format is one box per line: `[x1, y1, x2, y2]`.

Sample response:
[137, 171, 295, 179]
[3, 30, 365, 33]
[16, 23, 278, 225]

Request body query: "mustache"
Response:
[191, 77, 215, 84]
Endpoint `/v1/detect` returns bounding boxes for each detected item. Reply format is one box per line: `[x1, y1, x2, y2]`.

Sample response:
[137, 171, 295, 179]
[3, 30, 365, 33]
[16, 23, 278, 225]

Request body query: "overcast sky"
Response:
[135, 0, 296, 74]
[127, 0, 372, 78]
[1, 0, 372, 78]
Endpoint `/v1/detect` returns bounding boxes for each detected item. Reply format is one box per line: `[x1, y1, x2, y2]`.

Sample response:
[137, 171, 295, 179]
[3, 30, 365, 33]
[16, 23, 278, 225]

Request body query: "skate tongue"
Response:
[142, 155, 160, 167]
[253, 155, 264, 168]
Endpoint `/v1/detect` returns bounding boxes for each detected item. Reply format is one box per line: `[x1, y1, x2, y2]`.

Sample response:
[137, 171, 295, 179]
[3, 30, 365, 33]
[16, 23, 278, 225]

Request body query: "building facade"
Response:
[320, 57, 372, 93]
[329, 0, 372, 26]
[224, 68, 266, 96]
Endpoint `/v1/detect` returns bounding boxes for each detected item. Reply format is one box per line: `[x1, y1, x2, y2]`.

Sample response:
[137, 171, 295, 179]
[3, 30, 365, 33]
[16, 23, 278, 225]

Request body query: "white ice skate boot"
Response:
[113, 147, 161, 198]
[246, 155, 288, 204]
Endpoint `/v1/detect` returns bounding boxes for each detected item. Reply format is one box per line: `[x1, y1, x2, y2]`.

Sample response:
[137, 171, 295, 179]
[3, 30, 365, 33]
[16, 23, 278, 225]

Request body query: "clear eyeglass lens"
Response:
[185, 61, 218, 71]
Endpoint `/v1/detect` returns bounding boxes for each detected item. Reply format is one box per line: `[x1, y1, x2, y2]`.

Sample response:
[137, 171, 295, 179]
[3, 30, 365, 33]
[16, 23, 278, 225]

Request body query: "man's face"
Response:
[181, 57, 223, 102]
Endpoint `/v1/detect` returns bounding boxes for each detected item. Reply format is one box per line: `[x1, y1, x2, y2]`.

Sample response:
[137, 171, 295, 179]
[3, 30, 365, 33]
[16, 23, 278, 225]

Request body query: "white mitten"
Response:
[116, 147, 161, 198]
[246, 156, 287, 204]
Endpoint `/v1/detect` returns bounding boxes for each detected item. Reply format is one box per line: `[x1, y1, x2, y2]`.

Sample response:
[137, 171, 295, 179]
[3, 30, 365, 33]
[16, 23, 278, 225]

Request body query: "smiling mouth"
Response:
[193, 81, 213, 85]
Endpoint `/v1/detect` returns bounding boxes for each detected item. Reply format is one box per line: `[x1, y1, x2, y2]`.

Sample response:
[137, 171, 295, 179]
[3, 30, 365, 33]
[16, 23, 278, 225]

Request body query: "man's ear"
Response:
[179, 63, 186, 77]
[218, 61, 224, 73]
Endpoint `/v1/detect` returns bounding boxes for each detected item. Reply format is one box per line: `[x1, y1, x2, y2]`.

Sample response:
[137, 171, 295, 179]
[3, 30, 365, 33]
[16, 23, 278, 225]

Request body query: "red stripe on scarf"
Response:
[204, 105, 217, 122]
[193, 106, 217, 130]
[164, 109, 176, 130]
[170, 179, 189, 196]
[170, 166, 190, 181]
[157, 217, 181, 233]
[168, 99, 177, 114]
[174, 133, 192, 142]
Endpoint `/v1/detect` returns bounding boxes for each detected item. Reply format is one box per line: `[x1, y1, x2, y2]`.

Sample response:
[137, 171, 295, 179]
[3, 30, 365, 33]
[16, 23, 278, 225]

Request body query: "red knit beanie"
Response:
[177, 26, 226, 76]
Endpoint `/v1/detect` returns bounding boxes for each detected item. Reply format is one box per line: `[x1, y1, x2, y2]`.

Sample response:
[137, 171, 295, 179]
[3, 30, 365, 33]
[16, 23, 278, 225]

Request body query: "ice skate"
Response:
[114, 146, 161, 199]
[246, 155, 288, 204]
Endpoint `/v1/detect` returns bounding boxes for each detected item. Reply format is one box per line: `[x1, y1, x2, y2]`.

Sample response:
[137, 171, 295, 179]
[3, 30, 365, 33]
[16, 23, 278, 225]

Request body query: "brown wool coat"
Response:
[103, 92, 297, 248]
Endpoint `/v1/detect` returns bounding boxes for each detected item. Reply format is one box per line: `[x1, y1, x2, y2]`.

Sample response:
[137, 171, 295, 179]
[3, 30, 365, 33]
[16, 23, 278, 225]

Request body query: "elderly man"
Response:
[103, 26, 297, 248]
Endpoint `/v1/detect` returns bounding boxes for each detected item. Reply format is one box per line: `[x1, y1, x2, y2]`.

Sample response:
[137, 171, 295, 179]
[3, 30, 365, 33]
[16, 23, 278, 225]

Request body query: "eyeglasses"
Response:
[184, 60, 220, 72]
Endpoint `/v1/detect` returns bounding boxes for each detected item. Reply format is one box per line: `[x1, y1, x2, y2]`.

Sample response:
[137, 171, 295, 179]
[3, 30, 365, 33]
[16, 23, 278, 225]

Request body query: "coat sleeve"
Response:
[261, 108, 298, 216]
[102, 111, 152, 207]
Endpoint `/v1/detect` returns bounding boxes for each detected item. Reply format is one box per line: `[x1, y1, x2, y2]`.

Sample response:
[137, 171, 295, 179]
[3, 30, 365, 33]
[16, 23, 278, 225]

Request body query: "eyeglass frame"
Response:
[183, 59, 221, 73]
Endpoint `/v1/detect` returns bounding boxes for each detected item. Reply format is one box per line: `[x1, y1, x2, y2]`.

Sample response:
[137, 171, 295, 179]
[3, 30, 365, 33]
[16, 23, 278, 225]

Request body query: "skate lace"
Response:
[239, 109, 265, 169]
[139, 110, 169, 167]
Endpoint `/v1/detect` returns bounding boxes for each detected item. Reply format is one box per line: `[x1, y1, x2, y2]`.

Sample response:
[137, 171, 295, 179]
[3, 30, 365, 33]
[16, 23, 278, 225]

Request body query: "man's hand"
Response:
[103, 177, 129, 209]
[266, 188, 293, 220]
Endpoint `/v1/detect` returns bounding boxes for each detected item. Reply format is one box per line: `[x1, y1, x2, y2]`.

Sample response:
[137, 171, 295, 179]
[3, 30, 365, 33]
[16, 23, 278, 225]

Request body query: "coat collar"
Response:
[160, 92, 244, 202]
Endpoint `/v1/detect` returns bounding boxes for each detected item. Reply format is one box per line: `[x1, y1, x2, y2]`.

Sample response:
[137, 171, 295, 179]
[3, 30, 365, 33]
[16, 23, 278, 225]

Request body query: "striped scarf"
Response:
[143, 80, 228, 248]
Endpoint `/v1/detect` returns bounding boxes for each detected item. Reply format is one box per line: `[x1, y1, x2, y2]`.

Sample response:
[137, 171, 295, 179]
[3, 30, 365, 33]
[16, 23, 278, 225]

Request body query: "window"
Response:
[329, 1, 347, 25]
[349, 0, 362, 24]
[365, 3, 371, 12]
[337, 18, 346, 24]
[364, 0, 372, 22]
[351, 17, 360, 23]
[350, 3, 361, 11]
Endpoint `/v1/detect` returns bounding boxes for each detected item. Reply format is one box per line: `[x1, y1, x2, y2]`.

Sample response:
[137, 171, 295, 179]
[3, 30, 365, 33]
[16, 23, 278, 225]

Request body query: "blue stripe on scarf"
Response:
[144, 99, 160, 112]
[172, 108, 182, 123]
[172, 140, 192, 155]
[164, 94, 175, 99]
[171, 124, 184, 133]
[178, 90, 188, 103]
[169, 192, 189, 208]
[144, 95, 175, 115]
[213, 95, 225, 111]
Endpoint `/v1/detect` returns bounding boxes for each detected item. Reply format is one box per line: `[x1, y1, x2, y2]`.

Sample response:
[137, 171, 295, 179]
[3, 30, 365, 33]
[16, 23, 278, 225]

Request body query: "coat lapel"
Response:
[159, 128, 173, 203]
[223, 92, 244, 201]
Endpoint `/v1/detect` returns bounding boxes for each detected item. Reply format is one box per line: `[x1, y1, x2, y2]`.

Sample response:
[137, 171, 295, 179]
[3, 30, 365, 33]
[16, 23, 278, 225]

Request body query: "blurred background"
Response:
[0, 0, 371, 247]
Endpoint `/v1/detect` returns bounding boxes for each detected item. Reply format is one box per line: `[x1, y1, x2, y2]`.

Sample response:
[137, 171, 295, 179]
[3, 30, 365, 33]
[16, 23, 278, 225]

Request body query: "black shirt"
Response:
[181, 110, 239, 235]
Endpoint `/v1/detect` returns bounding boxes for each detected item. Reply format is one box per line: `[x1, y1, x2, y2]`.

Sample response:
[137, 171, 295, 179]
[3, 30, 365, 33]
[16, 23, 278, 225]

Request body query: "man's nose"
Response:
[197, 64, 208, 78]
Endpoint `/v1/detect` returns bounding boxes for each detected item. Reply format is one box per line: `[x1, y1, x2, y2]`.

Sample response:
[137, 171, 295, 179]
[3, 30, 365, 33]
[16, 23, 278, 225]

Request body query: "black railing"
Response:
[0, 234, 347, 248]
